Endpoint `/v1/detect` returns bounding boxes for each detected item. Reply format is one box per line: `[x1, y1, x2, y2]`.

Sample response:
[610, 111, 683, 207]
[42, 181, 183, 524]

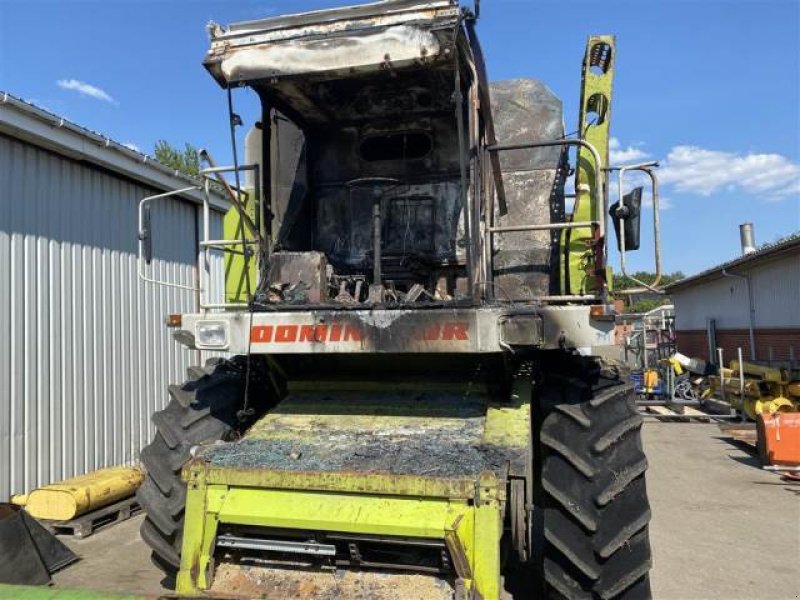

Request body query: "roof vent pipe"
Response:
[740, 223, 756, 255]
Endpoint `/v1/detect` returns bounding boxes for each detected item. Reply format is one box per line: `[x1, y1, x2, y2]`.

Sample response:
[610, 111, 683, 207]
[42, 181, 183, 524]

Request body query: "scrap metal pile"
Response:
[634, 352, 800, 421]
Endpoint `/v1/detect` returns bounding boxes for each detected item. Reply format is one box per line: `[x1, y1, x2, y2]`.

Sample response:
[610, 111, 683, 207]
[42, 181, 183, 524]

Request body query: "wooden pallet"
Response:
[718, 423, 758, 449]
[42, 497, 141, 539]
[701, 397, 738, 416]
[641, 404, 720, 422]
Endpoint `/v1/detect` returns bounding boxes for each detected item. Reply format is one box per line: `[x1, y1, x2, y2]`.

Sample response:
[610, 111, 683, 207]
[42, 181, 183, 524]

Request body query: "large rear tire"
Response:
[532, 354, 652, 599]
[137, 357, 272, 587]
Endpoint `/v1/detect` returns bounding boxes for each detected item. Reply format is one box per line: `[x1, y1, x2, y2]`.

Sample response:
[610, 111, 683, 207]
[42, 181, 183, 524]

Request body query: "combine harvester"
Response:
[137, 1, 662, 597]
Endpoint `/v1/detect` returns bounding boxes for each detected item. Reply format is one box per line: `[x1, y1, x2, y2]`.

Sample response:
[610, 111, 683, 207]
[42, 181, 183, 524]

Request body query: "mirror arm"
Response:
[615, 163, 662, 293]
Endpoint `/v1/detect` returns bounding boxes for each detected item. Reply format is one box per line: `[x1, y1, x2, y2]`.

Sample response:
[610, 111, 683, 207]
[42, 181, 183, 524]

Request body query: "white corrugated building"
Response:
[0, 93, 228, 501]
[665, 232, 800, 364]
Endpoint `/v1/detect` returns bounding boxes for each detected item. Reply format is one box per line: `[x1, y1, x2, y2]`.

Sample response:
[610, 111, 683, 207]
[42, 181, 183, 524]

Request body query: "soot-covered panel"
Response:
[490, 79, 567, 300]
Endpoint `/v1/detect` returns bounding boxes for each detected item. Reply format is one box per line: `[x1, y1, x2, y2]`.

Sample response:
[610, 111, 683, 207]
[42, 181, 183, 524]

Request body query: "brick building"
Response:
[665, 234, 799, 364]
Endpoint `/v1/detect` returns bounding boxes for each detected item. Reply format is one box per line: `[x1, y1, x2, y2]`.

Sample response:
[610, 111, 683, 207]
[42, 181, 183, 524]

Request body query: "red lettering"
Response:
[250, 325, 273, 343]
[442, 322, 469, 341]
[423, 324, 441, 341]
[250, 322, 374, 344]
[298, 324, 330, 342]
[343, 325, 362, 342]
[275, 325, 298, 343]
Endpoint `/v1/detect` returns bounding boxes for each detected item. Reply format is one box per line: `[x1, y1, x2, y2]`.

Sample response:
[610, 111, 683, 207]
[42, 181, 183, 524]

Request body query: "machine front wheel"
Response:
[137, 357, 268, 587]
[532, 354, 652, 599]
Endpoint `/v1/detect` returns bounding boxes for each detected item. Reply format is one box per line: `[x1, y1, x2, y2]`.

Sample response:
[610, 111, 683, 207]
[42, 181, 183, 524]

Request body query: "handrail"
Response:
[137, 163, 261, 311]
[199, 152, 262, 244]
[198, 167, 261, 311]
[486, 139, 606, 241]
[484, 138, 606, 303]
[138, 187, 202, 292]
[611, 161, 663, 293]
[488, 221, 597, 233]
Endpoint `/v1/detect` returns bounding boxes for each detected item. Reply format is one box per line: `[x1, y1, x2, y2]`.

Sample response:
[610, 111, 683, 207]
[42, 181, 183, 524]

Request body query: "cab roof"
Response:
[204, 0, 462, 89]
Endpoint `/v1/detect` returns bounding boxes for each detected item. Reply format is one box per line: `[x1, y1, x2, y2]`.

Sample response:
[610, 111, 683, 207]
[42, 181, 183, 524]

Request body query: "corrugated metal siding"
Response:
[749, 257, 800, 328]
[672, 276, 749, 330]
[0, 135, 225, 500]
[672, 253, 800, 331]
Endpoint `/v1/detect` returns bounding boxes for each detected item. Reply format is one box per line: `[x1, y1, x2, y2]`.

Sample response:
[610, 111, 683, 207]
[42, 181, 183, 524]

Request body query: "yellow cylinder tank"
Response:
[20, 466, 143, 521]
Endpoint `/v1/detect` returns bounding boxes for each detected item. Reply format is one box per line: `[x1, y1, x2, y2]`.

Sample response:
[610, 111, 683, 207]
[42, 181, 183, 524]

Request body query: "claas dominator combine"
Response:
[137, 1, 660, 598]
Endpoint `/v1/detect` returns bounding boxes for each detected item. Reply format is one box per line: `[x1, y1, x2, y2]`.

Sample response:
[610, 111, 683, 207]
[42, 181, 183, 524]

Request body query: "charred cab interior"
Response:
[249, 64, 471, 306]
[201, 1, 492, 308]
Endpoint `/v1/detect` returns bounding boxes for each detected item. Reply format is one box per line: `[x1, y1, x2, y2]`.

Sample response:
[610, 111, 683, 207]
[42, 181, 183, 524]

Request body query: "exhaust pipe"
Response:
[739, 223, 756, 255]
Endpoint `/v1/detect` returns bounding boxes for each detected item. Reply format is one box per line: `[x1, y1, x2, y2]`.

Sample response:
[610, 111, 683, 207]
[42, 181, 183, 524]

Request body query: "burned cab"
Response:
[204, 1, 474, 305]
[204, 0, 563, 308]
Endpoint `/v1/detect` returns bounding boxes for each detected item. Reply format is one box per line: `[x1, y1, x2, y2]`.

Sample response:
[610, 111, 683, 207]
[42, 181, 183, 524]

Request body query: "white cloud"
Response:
[776, 179, 800, 197]
[568, 139, 799, 213]
[609, 137, 650, 165]
[56, 79, 117, 105]
[122, 142, 140, 152]
[643, 195, 674, 211]
[659, 145, 800, 199]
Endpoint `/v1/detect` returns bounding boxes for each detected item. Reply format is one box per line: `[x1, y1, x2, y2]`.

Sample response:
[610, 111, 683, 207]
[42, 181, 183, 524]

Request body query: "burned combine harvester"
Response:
[137, 1, 658, 598]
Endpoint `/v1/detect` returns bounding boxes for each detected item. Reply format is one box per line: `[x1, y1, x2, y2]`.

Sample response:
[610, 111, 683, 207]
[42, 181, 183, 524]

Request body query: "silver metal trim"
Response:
[216, 535, 337, 556]
[488, 221, 597, 233]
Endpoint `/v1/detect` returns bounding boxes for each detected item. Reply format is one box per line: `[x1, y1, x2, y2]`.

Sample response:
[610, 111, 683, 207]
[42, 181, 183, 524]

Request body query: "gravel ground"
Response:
[49, 422, 800, 599]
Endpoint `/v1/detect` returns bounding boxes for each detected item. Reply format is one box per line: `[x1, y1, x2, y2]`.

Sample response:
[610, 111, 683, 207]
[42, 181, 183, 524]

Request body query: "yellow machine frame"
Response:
[175, 380, 532, 600]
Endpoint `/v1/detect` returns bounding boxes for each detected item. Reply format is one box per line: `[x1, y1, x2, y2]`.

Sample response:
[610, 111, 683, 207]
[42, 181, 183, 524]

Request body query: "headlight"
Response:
[196, 321, 228, 348]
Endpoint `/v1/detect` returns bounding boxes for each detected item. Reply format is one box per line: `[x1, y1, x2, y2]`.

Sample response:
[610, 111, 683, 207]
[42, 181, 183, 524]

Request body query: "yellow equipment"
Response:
[12, 466, 143, 521]
[643, 369, 660, 393]
[709, 359, 799, 420]
[729, 360, 784, 383]
[746, 396, 795, 421]
[666, 357, 684, 375]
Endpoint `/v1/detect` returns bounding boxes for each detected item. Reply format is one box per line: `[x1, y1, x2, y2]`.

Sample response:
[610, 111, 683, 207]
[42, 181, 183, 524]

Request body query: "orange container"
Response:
[757, 413, 800, 466]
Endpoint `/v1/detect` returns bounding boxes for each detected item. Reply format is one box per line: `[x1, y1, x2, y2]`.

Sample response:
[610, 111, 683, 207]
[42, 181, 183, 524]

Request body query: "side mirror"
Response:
[139, 204, 153, 264]
[610, 186, 642, 252]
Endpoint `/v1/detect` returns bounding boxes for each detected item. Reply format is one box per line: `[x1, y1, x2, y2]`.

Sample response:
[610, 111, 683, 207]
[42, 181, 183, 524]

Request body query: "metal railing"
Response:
[610, 161, 663, 294]
[139, 143, 665, 310]
[484, 138, 606, 302]
[137, 163, 261, 311]
[138, 186, 204, 292]
[486, 138, 606, 238]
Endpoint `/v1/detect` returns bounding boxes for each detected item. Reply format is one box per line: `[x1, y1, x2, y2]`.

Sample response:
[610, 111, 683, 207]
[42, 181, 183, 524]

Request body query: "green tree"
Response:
[613, 270, 685, 291]
[613, 271, 686, 313]
[154, 140, 201, 178]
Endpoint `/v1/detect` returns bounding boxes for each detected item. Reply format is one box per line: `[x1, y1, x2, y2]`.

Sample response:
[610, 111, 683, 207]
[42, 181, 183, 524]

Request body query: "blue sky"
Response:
[1, 0, 798, 276]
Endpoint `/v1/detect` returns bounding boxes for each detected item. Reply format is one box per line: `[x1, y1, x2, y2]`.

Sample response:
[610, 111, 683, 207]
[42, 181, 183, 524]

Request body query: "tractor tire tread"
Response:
[137, 358, 267, 587]
[534, 354, 652, 599]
